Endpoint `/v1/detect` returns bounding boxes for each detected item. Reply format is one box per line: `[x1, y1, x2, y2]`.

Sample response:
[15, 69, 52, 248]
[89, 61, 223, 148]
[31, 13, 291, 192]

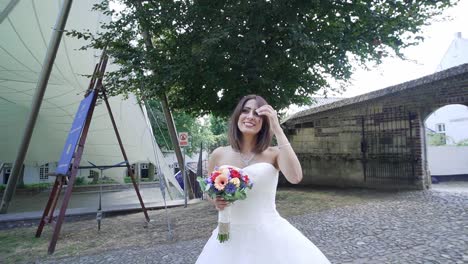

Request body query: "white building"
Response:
[426, 32, 468, 179]
[425, 105, 468, 145]
[162, 150, 209, 174]
[425, 33, 468, 146]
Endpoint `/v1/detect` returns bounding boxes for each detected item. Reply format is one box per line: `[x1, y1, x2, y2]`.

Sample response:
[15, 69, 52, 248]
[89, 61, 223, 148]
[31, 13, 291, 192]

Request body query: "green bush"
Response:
[88, 177, 118, 185]
[23, 183, 52, 190]
[124, 177, 152, 183]
[427, 132, 446, 146]
[75, 177, 86, 185]
[456, 139, 468, 146]
[0, 183, 53, 191]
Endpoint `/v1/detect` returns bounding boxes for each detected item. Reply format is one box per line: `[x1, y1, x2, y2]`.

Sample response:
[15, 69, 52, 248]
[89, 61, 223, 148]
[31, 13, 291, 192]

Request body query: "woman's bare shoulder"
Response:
[210, 146, 231, 158]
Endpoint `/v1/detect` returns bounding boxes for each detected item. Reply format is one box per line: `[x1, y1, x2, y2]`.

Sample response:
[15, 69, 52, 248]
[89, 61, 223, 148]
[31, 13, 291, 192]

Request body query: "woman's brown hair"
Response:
[228, 95, 273, 153]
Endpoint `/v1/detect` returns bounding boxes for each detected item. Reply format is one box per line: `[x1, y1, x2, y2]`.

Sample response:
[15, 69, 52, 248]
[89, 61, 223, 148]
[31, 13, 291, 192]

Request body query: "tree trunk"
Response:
[159, 94, 194, 199]
[133, 0, 193, 200]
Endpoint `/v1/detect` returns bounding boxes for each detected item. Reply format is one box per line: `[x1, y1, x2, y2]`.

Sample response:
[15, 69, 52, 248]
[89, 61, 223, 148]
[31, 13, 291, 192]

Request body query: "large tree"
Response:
[71, 0, 457, 116]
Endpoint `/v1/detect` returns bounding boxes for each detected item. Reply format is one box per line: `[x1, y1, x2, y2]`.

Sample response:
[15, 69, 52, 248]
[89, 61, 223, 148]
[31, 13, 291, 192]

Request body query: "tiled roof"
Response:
[284, 63, 468, 125]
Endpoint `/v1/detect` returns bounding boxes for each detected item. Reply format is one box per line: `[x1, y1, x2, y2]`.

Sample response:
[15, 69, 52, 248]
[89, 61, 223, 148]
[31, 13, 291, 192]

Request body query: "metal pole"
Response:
[183, 147, 187, 207]
[160, 94, 186, 192]
[197, 142, 203, 199]
[97, 168, 103, 231]
[0, 163, 5, 177]
[0, 0, 74, 214]
[0, 0, 20, 24]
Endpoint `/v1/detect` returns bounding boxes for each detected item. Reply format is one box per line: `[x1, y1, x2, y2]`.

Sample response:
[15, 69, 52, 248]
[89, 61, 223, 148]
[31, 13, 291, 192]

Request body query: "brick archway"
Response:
[284, 64, 468, 189]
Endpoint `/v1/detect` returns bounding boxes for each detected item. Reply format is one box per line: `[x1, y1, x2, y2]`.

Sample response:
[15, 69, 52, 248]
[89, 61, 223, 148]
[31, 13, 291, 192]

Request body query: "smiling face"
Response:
[228, 95, 272, 153]
[237, 99, 263, 136]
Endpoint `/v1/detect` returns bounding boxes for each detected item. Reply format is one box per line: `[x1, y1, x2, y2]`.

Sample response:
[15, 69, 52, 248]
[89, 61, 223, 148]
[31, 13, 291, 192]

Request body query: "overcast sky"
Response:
[335, 0, 468, 98]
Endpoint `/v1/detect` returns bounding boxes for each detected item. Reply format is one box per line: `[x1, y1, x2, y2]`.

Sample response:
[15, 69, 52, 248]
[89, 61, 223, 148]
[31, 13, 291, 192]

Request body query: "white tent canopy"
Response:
[0, 0, 182, 193]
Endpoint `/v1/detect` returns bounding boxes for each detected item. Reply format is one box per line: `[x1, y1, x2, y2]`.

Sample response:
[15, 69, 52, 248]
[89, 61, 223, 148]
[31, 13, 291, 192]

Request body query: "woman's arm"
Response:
[272, 129, 302, 184]
[256, 105, 303, 184]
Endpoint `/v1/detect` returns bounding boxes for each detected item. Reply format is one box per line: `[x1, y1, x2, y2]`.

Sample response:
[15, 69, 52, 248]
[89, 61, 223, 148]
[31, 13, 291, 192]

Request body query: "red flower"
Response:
[229, 169, 241, 178]
[210, 171, 221, 182]
[242, 175, 250, 184]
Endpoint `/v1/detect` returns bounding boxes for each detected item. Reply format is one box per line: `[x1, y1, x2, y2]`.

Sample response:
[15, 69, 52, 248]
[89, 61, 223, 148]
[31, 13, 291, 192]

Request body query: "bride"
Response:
[196, 95, 330, 264]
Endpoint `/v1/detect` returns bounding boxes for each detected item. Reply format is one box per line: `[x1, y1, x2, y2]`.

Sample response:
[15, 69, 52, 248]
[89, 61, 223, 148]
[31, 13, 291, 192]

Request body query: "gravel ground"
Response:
[34, 187, 468, 264]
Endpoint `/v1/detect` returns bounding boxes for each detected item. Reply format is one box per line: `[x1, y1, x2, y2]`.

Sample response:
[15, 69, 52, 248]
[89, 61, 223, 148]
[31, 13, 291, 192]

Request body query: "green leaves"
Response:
[234, 190, 246, 200]
[75, 0, 456, 117]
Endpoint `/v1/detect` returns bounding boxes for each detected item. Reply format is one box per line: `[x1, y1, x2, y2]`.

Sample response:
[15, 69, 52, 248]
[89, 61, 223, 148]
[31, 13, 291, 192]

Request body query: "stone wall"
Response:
[283, 64, 468, 189]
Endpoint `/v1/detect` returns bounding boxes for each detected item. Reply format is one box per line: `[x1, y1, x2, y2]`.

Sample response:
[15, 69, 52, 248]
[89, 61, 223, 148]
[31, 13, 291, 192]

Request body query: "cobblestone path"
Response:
[39, 189, 468, 264]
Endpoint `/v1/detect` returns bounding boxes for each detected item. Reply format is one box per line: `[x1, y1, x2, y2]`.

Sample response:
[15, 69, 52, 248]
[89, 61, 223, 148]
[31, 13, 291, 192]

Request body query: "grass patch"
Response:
[0, 227, 48, 263]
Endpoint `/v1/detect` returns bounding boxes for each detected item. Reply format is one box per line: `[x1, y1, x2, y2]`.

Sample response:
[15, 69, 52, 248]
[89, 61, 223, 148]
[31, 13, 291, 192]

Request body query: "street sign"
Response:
[178, 132, 189, 147]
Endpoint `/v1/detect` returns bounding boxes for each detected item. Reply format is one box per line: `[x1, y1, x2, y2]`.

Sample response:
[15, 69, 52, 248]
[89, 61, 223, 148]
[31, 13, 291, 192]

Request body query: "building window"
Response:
[436, 123, 445, 132]
[39, 163, 49, 181]
[141, 163, 149, 178]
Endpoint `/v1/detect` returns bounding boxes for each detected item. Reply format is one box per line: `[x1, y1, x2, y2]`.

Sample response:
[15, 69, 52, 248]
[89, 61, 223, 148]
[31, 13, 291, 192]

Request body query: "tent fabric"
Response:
[0, 0, 182, 193]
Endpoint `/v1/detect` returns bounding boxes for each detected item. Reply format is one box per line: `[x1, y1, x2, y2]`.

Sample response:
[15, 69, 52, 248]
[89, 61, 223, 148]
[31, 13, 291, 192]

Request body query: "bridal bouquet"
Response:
[197, 166, 253, 242]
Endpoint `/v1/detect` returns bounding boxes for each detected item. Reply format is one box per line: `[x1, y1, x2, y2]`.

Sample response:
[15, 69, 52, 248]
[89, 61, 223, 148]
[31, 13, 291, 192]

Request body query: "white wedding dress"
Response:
[196, 162, 330, 264]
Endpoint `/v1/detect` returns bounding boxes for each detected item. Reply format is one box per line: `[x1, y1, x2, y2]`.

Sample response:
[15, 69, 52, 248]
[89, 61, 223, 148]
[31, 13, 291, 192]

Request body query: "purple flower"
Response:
[240, 182, 246, 189]
[209, 184, 218, 193]
[224, 183, 237, 194]
[204, 178, 212, 184]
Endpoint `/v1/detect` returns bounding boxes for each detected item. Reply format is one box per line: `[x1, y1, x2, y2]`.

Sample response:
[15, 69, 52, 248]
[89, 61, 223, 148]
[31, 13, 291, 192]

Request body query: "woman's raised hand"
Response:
[256, 105, 281, 133]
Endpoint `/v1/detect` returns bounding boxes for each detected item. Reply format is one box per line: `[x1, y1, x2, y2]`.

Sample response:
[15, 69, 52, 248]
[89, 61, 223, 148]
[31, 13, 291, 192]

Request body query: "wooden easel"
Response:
[35, 51, 150, 254]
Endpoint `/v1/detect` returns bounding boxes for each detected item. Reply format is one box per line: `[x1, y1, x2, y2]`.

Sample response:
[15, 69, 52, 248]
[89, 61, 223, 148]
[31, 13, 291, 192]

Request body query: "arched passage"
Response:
[423, 104, 468, 184]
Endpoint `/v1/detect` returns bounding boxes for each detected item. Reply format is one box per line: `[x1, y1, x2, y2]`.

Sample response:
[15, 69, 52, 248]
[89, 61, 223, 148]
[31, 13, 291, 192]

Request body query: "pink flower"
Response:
[210, 171, 221, 182]
[214, 174, 229, 191]
[242, 175, 250, 184]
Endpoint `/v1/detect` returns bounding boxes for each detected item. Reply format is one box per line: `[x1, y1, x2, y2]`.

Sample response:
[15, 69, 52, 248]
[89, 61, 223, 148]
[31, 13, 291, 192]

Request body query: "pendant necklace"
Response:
[240, 151, 256, 166]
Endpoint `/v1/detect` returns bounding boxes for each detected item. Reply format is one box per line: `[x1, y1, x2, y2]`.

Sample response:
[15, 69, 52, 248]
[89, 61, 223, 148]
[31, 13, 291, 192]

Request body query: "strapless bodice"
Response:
[197, 163, 331, 264]
[220, 162, 280, 224]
